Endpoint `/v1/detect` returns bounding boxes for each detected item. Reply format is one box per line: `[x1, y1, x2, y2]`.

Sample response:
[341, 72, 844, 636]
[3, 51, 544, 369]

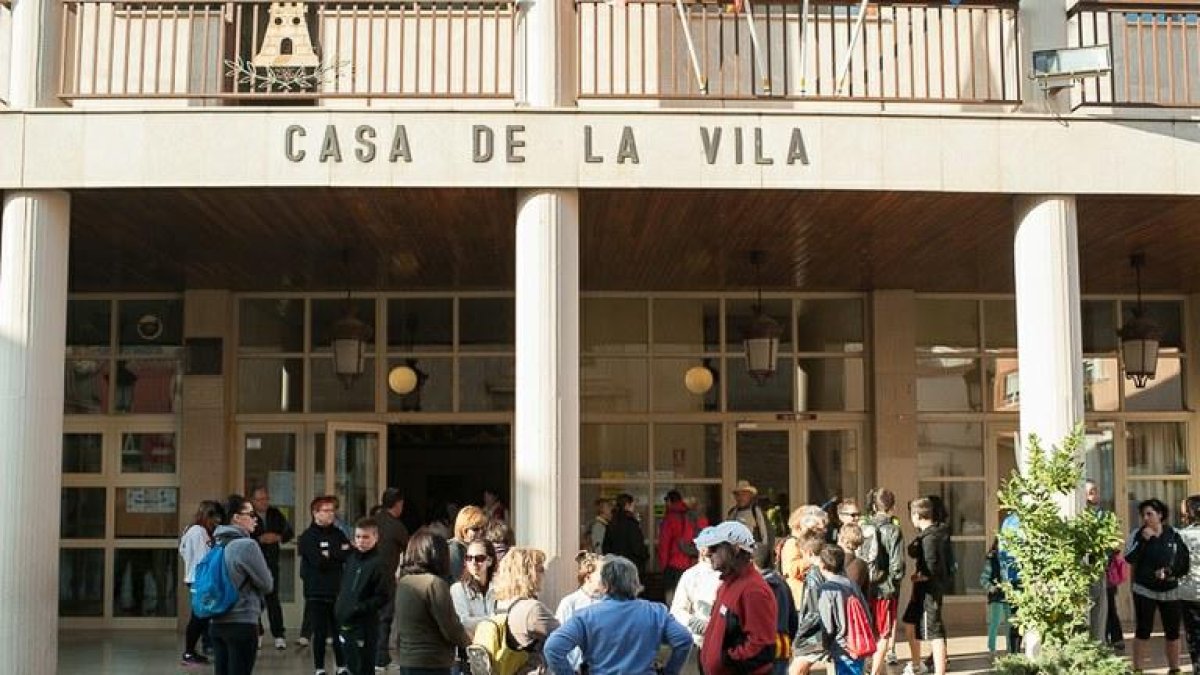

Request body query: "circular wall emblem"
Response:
[136, 314, 164, 341]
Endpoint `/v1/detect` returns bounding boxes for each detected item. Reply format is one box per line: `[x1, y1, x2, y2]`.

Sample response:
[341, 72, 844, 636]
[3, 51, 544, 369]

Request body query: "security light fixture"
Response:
[743, 250, 781, 385]
[1031, 45, 1111, 93]
[1118, 253, 1160, 389]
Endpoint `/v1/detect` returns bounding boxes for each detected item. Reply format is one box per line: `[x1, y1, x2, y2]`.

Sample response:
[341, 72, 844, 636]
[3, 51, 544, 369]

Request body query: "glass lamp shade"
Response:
[684, 366, 715, 395]
[331, 312, 369, 389]
[1119, 311, 1161, 389]
[744, 311, 782, 384]
[388, 365, 419, 395]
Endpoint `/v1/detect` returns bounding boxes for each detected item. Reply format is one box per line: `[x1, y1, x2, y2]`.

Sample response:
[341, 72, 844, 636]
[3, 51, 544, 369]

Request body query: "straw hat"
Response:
[732, 480, 758, 497]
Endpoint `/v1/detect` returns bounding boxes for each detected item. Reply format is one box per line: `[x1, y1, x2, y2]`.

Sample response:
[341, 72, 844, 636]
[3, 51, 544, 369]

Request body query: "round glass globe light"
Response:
[684, 366, 714, 395]
[388, 365, 419, 395]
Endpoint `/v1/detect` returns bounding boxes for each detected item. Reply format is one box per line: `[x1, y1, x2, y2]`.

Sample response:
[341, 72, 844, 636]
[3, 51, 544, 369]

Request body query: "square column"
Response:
[0, 190, 70, 674]
[1013, 195, 1084, 490]
[514, 188, 580, 605]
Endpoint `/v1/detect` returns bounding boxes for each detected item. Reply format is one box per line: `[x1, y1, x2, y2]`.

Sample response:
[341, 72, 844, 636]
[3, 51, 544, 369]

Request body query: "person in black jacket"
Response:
[602, 493, 649, 572]
[372, 488, 409, 670]
[903, 497, 950, 675]
[336, 518, 394, 675]
[1126, 497, 1191, 674]
[299, 495, 352, 675]
[251, 486, 294, 649]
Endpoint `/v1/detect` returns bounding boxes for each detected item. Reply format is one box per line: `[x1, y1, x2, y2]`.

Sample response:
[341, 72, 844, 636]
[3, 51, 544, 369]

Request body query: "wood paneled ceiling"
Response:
[64, 188, 1200, 294]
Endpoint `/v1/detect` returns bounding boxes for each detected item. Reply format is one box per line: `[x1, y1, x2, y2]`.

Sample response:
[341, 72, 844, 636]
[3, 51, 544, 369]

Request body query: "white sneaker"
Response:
[275, 637, 287, 650]
[886, 649, 898, 665]
[257, 636, 263, 650]
[902, 662, 928, 675]
[296, 637, 310, 648]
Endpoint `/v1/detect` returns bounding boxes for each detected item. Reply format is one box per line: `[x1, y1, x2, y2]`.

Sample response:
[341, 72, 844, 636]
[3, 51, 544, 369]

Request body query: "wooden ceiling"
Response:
[63, 188, 1200, 294]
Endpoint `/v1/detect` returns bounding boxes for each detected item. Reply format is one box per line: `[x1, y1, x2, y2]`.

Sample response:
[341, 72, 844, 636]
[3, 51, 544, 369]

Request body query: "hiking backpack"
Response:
[843, 592, 878, 660]
[467, 609, 529, 675]
[190, 541, 240, 619]
[857, 521, 889, 585]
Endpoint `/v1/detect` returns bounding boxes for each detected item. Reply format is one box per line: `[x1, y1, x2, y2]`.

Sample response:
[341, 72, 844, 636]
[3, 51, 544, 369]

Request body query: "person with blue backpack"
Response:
[195, 494, 274, 675]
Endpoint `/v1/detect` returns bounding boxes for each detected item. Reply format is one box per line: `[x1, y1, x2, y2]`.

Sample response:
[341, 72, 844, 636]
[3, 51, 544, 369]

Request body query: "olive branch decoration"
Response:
[224, 56, 352, 92]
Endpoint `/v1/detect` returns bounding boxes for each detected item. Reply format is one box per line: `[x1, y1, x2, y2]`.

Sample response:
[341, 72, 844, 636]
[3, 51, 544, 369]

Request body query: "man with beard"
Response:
[699, 522, 778, 675]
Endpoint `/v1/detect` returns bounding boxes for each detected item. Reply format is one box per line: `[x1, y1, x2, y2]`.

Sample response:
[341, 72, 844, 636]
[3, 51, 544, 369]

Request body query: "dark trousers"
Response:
[184, 609, 212, 655]
[1133, 592, 1182, 640]
[306, 598, 346, 671]
[1106, 586, 1125, 645]
[1181, 600, 1200, 661]
[211, 622, 259, 675]
[263, 563, 285, 638]
[377, 595, 395, 667]
[341, 618, 379, 675]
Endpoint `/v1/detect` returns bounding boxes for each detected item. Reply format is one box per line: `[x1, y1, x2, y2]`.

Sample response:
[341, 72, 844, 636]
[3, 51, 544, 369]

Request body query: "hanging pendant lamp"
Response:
[744, 250, 781, 385]
[1118, 253, 1160, 389]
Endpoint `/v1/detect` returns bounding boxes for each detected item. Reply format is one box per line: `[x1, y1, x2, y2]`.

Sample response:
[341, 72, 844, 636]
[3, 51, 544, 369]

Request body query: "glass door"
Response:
[321, 422, 387, 527]
[240, 427, 303, 628]
[732, 423, 863, 519]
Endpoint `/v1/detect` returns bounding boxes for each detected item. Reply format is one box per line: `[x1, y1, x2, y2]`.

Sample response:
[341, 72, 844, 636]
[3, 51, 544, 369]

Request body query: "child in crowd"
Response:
[336, 518, 394, 675]
[816, 546, 874, 675]
[755, 544, 798, 675]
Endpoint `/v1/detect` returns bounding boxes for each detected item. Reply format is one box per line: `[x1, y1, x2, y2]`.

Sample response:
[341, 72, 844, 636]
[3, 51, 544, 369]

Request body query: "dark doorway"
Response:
[388, 424, 510, 531]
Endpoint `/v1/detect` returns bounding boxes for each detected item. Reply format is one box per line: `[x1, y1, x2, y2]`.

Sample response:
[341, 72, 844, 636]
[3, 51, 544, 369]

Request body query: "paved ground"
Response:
[58, 629, 1193, 674]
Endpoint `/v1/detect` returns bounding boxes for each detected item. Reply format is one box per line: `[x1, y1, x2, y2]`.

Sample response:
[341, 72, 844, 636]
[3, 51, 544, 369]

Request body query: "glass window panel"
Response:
[725, 300, 792, 353]
[916, 299, 978, 353]
[387, 298, 453, 351]
[1124, 357, 1184, 411]
[115, 360, 181, 414]
[797, 358, 865, 412]
[311, 358, 376, 413]
[120, 433, 176, 474]
[63, 433, 103, 473]
[113, 548, 177, 617]
[1127, 422, 1188, 476]
[237, 358, 304, 413]
[581, 358, 648, 413]
[652, 299, 719, 354]
[995, 432, 1019, 520]
[807, 429, 860, 509]
[460, 357, 515, 412]
[582, 298, 648, 354]
[118, 299, 183, 355]
[311, 299, 376, 353]
[727, 357, 794, 412]
[985, 357, 1020, 412]
[242, 433, 298, 524]
[387, 358, 451, 412]
[652, 484, 724, 539]
[654, 424, 722, 480]
[1083, 358, 1121, 412]
[277, 549, 296, 604]
[238, 298, 304, 352]
[65, 360, 110, 414]
[795, 299, 863, 353]
[61, 488, 106, 538]
[917, 357, 983, 412]
[1082, 301, 1118, 353]
[736, 430, 790, 509]
[983, 299, 1017, 352]
[114, 488, 179, 538]
[460, 298, 514, 351]
[66, 300, 111, 356]
[917, 481, 986, 539]
[1122, 301, 1183, 352]
[652, 359, 719, 413]
[1084, 425, 1117, 514]
[918, 422, 984, 478]
[1127, 480, 1190, 529]
[582, 424, 648, 479]
[60, 548, 105, 617]
[947, 540, 987, 595]
[580, 484, 651, 551]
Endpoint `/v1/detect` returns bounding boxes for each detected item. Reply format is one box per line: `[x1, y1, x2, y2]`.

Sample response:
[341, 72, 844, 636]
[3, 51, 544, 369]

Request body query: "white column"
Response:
[1013, 194, 1083, 482]
[514, 188, 580, 606]
[8, 0, 65, 108]
[516, 0, 576, 106]
[0, 191, 70, 674]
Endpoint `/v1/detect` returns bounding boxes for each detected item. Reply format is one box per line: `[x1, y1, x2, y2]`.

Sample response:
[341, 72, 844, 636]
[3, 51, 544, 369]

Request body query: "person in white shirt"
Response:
[670, 539, 723, 674]
[450, 538, 498, 638]
[553, 551, 606, 672]
[178, 500, 224, 666]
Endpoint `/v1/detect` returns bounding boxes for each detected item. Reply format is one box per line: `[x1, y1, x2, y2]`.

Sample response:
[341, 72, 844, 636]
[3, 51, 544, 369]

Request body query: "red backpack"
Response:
[844, 592, 878, 660]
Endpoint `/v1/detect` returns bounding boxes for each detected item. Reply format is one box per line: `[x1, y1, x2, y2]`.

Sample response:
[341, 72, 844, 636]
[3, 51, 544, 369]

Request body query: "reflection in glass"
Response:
[118, 299, 183, 353]
[1128, 479, 1190, 529]
[948, 540, 986, 595]
[918, 422, 983, 478]
[652, 299, 719, 353]
[460, 298, 515, 351]
[242, 433, 298, 525]
[113, 548, 177, 617]
[65, 360, 110, 414]
[726, 300, 792, 353]
[387, 298, 453, 351]
[117, 360, 181, 414]
[652, 359, 719, 412]
[654, 425, 721, 479]
[1082, 301, 1118, 353]
[61, 488, 106, 538]
[1122, 301, 1183, 352]
[333, 431, 379, 528]
[120, 433, 176, 473]
[727, 357, 793, 412]
[1127, 422, 1188, 476]
[387, 358, 451, 412]
[995, 432, 1019, 505]
[807, 430, 858, 508]
[238, 358, 304, 413]
[1084, 426, 1116, 514]
[916, 299, 978, 353]
[581, 358, 648, 413]
[1083, 358, 1120, 412]
[66, 300, 111, 355]
[796, 358, 864, 411]
[983, 300, 1017, 351]
[582, 424, 648, 479]
[460, 357, 516, 412]
[239, 298, 304, 352]
[582, 298, 648, 354]
[60, 549, 104, 616]
[985, 357, 1020, 412]
[736, 430, 790, 508]
[114, 488, 179, 538]
[917, 357, 982, 412]
[1124, 357, 1184, 411]
[795, 299, 863, 353]
[918, 481, 986, 538]
[311, 299, 375, 352]
[64, 433, 103, 473]
[311, 358, 375, 413]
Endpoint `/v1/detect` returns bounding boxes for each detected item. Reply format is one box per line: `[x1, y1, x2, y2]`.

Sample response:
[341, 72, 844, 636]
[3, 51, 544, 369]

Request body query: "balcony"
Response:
[1071, 2, 1200, 107]
[58, 0, 516, 103]
[576, 0, 1021, 103]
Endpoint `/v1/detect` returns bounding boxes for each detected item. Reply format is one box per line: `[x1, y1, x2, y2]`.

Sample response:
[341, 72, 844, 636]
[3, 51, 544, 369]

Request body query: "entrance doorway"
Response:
[388, 424, 512, 531]
[731, 422, 864, 517]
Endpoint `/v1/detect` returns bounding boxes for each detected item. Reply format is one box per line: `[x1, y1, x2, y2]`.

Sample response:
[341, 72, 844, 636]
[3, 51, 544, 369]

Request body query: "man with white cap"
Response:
[728, 481, 774, 550]
[698, 522, 779, 675]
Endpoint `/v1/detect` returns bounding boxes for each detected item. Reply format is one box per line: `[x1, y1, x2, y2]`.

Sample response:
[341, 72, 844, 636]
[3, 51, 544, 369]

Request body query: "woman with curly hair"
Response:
[449, 505, 489, 582]
[479, 547, 560, 675]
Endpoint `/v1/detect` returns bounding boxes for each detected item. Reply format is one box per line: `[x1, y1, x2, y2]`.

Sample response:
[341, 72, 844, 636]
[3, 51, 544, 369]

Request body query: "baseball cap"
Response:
[693, 521, 756, 553]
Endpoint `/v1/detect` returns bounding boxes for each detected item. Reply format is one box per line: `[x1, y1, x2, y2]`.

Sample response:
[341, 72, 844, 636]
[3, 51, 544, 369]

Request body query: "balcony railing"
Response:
[59, 0, 515, 101]
[1071, 2, 1200, 107]
[576, 0, 1020, 103]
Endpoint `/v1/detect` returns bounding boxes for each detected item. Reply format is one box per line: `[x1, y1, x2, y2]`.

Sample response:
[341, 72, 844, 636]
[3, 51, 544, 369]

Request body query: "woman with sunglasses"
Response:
[451, 539, 499, 639]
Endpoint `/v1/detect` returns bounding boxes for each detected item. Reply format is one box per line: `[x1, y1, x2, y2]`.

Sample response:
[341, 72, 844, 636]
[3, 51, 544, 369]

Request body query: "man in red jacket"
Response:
[659, 490, 699, 601]
[699, 521, 779, 675]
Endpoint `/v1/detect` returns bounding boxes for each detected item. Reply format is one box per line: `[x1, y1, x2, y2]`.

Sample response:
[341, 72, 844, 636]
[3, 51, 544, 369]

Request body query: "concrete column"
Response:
[871, 290, 918, 510]
[514, 188, 580, 606]
[1013, 195, 1084, 486]
[0, 190, 70, 674]
[8, 0, 66, 107]
[515, 0, 576, 106]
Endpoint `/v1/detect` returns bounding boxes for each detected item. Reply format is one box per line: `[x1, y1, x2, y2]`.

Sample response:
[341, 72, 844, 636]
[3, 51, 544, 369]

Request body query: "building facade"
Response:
[2, 0, 1200, 668]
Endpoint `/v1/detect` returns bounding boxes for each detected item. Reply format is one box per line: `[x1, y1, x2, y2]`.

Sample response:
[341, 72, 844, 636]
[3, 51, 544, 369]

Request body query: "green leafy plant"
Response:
[995, 427, 1126, 672]
[993, 634, 1130, 675]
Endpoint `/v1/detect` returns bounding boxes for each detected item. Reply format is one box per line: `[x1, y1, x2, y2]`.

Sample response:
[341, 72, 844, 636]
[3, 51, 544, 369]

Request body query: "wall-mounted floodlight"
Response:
[1031, 46, 1112, 93]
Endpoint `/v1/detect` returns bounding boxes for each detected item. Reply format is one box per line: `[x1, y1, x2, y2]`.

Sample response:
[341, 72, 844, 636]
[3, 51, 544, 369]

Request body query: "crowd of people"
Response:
[176, 479, 1200, 675]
